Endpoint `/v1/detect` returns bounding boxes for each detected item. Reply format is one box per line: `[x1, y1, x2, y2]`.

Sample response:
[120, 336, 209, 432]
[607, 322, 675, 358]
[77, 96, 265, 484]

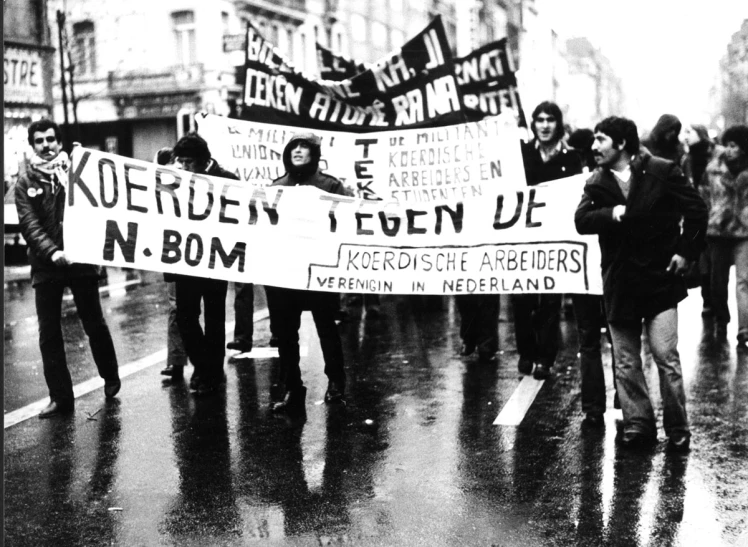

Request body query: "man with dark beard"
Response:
[265, 132, 348, 412]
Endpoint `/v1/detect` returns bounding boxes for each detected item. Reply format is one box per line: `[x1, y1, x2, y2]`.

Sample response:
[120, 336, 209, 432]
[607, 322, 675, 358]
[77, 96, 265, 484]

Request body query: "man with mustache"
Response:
[15, 119, 121, 418]
[575, 116, 707, 451]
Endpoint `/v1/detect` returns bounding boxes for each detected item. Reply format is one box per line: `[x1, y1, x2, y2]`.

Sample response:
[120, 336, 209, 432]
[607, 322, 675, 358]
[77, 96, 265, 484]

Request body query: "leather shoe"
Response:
[460, 342, 476, 356]
[38, 400, 74, 419]
[517, 357, 533, 375]
[272, 386, 307, 412]
[583, 412, 604, 427]
[227, 339, 252, 353]
[104, 379, 121, 399]
[160, 364, 184, 378]
[618, 430, 657, 449]
[324, 381, 345, 404]
[532, 363, 552, 380]
[667, 432, 691, 452]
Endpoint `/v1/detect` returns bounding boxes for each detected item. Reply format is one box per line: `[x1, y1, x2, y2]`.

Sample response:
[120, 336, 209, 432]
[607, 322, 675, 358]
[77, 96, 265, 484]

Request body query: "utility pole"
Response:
[56, 10, 71, 150]
[65, 39, 81, 143]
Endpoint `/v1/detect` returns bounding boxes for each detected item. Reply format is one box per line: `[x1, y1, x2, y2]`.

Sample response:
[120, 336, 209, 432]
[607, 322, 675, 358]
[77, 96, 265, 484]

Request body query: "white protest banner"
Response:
[197, 112, 526, 203]
[63, 147, 602, 295]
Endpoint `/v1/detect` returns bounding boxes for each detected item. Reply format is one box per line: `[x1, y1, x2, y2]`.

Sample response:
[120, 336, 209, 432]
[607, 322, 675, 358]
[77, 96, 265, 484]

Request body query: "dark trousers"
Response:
[166, 281, 188, 368]
[35, 278, 119, 406]
[174, 276, 228, 381]
[572, 294, 608, 415]
[233, 282, 254, 344]
[511, 293, 562, 366]
[266, 287, 345, 391]
[455, 294, 500, 355]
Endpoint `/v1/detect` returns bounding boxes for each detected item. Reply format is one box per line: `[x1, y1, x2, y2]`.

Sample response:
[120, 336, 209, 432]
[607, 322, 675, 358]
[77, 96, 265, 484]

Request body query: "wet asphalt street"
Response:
[4, 267, 748, 547]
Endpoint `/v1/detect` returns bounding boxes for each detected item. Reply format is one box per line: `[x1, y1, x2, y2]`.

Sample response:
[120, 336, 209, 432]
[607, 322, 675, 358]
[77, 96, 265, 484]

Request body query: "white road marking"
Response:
[493, 375, 546, 426]
[230, 347, 308, 359]
[62, 277, 143, 301]
[4, 307, 279, 429]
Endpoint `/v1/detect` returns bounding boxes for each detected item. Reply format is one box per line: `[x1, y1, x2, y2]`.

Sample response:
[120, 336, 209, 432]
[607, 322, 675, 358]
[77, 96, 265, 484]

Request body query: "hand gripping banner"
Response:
[63, 147, 602, 295]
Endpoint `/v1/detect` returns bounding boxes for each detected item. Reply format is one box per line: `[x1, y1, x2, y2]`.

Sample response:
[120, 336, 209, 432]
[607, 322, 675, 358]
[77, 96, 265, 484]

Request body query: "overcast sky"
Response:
[543, 0, 748, 130]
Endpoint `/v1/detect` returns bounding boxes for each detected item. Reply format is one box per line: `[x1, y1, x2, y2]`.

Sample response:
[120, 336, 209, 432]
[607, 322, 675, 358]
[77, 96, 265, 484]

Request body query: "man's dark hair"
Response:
[172, 132, 211, 164]
[568, 128, 594, 152]
[27, 118, 62, 146]
[722, 125, 748, 155]
[531, 101, 565, 141]
[154, 147, 173, 166]
[594, 116, 640, 155]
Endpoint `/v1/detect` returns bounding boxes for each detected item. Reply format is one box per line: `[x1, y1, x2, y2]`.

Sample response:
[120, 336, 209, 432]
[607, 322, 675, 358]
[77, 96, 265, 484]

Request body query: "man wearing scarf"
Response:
[15, 119, 121, 418]
[702, 125, 748, 346]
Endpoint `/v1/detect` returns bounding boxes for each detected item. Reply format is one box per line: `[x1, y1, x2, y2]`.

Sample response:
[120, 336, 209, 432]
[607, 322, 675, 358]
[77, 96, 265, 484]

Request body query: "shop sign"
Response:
[4, 46, 46, 104]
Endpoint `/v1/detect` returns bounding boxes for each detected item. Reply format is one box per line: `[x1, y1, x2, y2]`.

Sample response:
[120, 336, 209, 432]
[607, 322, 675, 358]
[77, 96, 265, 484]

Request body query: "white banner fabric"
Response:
[63, 147, 602, 295]
[196, 113, 527, 204]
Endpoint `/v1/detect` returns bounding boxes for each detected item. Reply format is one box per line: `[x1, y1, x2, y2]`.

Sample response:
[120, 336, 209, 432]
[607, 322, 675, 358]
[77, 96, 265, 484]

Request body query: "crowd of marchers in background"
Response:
[15, 103, 748, 455]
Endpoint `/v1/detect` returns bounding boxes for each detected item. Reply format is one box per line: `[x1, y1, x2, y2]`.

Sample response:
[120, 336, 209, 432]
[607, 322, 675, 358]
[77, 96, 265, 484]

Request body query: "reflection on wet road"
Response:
[4, 269, 748, 546]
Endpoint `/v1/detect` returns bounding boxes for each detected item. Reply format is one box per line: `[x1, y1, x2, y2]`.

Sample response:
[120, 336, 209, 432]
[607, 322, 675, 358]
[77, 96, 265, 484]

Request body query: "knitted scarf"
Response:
[28, 151, 70, 190]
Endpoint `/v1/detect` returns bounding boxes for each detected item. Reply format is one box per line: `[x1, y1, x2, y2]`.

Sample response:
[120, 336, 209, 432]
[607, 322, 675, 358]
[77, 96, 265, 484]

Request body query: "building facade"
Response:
[722, 18, 748, 127]
[46, 0, 243, 162]
[4, 0, 56, 191]
[39, 0, 621, 161]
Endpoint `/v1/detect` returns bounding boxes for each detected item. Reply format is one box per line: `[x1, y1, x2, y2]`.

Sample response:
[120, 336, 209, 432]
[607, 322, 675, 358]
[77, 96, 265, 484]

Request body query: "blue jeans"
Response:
[609, 308, 688, 437]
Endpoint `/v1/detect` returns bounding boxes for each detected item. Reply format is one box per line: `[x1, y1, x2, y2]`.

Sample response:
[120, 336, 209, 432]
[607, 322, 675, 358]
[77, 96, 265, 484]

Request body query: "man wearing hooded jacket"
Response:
[265, 132, 348, 412]
[15, 119, 121, 418]
[575, 116, 707, 451]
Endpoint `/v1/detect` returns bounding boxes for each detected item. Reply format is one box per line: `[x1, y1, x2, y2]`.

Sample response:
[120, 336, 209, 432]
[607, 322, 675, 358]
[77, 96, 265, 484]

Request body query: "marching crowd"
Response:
[15, 99, 748, 453]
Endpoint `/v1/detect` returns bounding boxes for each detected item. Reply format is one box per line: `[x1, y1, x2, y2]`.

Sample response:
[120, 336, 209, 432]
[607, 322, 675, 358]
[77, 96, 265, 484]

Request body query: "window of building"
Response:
[72, 21, 96, 76]
[270, 24, 280, 47]
[222, 11, 230, 35]
[172, 10, 196, 66]
[287, 28, 295, 61]
[391, 28, 405, 50]
[371, 21, 387, 51]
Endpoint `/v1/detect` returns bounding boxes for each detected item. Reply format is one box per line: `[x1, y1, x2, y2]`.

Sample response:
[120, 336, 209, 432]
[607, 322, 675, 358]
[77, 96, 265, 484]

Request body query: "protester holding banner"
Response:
[153, 147, 189, 381]
[265, 132, 348, 412]
[15, 119, 121, 418]
[167, 133, 237, 395]
[575, 116, 707, 451]
[513, 101, 583, 380]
